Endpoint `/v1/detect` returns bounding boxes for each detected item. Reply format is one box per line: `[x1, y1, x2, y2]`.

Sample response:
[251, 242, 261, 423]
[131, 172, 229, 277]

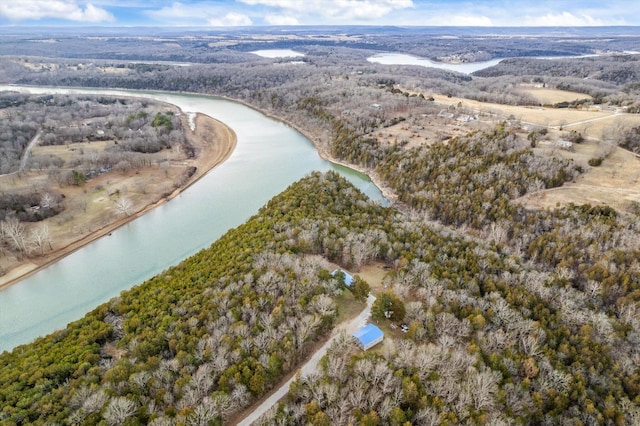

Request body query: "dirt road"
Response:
[18, 129, 42, 173]
[236, 294, 376, 425]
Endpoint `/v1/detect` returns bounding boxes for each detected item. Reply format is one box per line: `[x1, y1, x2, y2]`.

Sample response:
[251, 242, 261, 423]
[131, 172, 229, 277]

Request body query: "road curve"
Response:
[236, 294, 376, 426]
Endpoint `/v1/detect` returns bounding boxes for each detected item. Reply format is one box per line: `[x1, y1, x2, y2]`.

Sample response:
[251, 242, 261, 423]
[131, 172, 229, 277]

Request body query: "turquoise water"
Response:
[0, 86, 387, 352]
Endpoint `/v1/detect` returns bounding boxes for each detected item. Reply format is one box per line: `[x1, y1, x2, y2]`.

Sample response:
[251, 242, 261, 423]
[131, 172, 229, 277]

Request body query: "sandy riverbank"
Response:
[0, 113, 236, 290]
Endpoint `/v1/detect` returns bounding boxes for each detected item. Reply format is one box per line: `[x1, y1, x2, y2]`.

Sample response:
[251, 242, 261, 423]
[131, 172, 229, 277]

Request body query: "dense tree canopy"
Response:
[0, 171, 393, 424]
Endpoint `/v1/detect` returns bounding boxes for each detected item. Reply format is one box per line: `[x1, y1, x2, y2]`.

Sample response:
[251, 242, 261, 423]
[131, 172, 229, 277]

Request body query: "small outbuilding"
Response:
[332, 268, 354, 288]
[353, 324, 384, 351]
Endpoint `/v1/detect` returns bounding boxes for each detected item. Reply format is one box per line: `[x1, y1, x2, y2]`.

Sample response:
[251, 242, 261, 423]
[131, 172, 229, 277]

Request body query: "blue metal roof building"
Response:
[353, 324, 384, 350]
[331, 268, 354, 287]
[332, 268, 354, 287]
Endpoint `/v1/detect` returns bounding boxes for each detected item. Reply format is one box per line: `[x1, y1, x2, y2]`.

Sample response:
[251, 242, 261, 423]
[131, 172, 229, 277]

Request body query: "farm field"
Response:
[429, 95, 640, 211]
[520, 139, 640, 211]
[517, 87, 593, 104]
[430, 94, 614, 130]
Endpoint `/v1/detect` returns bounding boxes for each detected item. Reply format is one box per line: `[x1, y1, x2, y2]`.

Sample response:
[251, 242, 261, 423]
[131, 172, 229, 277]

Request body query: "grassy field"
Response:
[517, 87, 592, 104]
[31, 140, 113, 162]
[520, 140, 640, 212]
[397, 86, 640, 139]
[431, 94, 614, 129]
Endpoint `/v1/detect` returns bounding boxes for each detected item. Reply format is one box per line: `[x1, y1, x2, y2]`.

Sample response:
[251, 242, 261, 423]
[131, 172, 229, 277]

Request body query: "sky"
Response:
[1, 0, 639, 27]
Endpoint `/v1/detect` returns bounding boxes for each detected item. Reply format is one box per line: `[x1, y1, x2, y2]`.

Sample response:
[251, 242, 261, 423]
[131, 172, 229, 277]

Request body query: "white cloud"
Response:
[209, 12, 253, 26]
[70, 3, 114, 22]
[265, 14, 300, 25]
[523, 11, 606, 26]
[239, 0, 414, 22]
[0, 0, 115, 22]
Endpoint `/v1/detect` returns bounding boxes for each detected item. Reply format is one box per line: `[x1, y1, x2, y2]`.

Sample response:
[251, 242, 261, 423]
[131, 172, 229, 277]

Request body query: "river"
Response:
[0, 86, 387, 353]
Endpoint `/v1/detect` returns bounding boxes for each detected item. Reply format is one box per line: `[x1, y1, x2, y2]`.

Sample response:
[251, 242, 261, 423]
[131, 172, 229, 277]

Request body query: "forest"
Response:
[0, 172, 395, 424]
[257, 128, 640, 425]
[1, 144, 638, 423]
[1, 27, 639, 424]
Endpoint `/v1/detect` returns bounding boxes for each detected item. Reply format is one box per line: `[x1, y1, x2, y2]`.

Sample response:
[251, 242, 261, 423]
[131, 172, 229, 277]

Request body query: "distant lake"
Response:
[367, 53, 504, 74]
[367, 52, 608, 74]
[251, 49, 305, 58]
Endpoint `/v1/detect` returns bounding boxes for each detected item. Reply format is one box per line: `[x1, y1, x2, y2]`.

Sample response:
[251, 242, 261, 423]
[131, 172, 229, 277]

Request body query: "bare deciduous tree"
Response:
[468, 368, 500, 410]
[30, 223, 52, 256]
[81, 389, 109, 414]
[103, 396, 137, 426]
[40, 192, 55, 208]
[188, 401, 217, 426]
[2, 216, 29, 254]
[114, 196, 133, 217]
[310, 294, 335, 317]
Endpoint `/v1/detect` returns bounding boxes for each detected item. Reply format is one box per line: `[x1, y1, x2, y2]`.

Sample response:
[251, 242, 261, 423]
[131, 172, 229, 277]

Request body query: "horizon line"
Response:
[1, 24, 640, 29]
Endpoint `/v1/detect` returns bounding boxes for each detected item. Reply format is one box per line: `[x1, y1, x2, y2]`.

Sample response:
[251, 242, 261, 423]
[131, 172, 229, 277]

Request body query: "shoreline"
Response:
[0, 87, 392, 290]
[0, 112, 237, 291]
[6, 85, 394, 201]
[224, 96, 398, 205]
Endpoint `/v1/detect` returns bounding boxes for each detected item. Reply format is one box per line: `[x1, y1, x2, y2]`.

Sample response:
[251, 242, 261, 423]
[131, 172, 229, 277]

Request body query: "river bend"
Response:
[0, 86, 386, 352]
